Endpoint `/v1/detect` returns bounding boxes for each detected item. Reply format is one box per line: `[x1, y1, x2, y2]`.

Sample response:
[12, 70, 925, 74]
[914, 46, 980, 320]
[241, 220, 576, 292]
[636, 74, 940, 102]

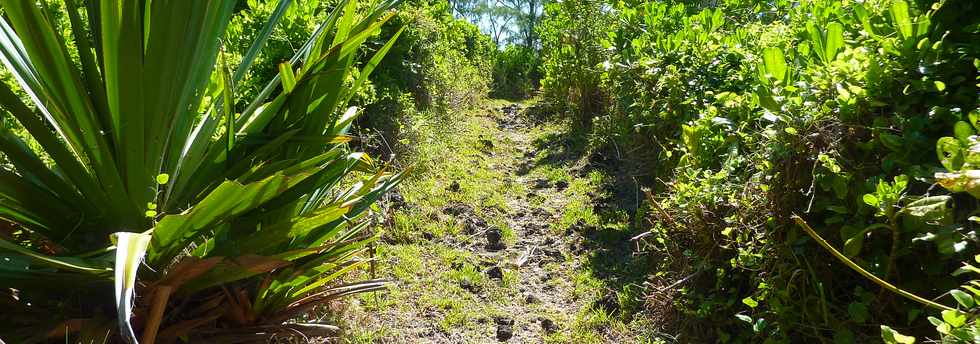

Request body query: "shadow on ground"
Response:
[522, 114, 652, 318]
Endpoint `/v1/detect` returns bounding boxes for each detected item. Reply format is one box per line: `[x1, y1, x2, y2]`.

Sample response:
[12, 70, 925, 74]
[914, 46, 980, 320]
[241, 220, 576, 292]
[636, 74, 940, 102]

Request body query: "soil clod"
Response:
[485, 227, 506, 250]
[554, 180, 569, 190]
[540, 317, 558, 334]
[486, 265, 504, 280]
[524, 293, 540, 304]
[495, 317, 515, 341]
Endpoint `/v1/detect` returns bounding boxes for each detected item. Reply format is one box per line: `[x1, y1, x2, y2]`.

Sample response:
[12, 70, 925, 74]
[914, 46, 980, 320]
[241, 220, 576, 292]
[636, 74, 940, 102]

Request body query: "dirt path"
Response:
[342, 100, 655, 343]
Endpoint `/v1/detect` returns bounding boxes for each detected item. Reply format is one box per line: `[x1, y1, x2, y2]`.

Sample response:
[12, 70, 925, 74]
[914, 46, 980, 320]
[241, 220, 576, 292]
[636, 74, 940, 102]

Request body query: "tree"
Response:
[501, 0, 545, 49]
[476, 0, 518, 46]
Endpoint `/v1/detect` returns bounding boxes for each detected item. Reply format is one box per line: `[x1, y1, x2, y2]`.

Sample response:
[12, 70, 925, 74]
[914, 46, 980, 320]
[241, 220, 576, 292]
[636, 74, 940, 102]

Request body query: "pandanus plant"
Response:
[0, 0, 404, 342]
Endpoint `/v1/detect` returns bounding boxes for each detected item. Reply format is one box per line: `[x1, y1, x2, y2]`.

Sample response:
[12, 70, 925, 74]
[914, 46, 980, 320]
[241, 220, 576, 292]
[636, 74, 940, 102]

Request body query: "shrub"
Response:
[360, 0, 494, 161]
[491, 45, 540, 100]
[539, 0, 612, 127]
[0, 1, 403, 342]
[540, 0, 980, 341]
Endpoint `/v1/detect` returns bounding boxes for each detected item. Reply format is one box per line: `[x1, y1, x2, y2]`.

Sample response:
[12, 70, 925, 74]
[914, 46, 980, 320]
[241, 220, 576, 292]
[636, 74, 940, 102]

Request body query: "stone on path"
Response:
[495, 317, 514, 341]
[485, 227, 506, 251]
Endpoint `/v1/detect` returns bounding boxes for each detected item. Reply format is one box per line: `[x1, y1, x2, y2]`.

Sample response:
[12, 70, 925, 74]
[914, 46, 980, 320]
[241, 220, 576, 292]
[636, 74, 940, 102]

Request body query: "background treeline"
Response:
[534, 0, 980, 342]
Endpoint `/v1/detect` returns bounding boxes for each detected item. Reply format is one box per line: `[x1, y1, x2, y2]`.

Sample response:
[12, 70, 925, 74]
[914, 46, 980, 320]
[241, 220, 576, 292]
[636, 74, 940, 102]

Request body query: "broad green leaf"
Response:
[936, 137, 964, 171]
[863, 194, 880, 207]
[916, 37, 929, 50]
[0, 238, 110, 275]
[825, 22, 844, 62]
[806, 23, 826, 63]
[936, 171, 980, 198]
[941, 309, 967, 328]
[901, 196, 952, 222]
[752, 318, 767, 333]
[179, 254, 291, 294]
[279, 62, 296, 92]
[847, 302, 869, 323]
[761, 47, 787, 84]
[969, 110, 980, 132]
[843, 235, 866, 257]
[949, 289, 975, 308]
[881, 325, 916, 344]
[150, 173, 296, 265]
[889, 0, 912, 40]
[880, 133, 904, 151]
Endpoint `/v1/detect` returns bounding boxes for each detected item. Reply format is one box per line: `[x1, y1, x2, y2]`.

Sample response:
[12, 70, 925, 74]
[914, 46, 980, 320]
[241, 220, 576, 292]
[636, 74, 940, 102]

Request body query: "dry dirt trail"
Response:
[343, 100, 656, 343]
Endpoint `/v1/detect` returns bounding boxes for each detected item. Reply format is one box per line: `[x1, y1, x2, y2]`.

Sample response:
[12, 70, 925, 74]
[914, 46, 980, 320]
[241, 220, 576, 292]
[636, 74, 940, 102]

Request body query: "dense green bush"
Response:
[491, 45, 540, 100]
[539, 0, 612, 127]
[540, 0, 980, 341]
[359, 0, 494, 160]
[372, 0, 493, 111]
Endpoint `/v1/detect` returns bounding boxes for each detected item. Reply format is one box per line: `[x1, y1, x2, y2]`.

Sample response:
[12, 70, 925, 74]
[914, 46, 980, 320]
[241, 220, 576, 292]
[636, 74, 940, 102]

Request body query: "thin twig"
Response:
[792, 215, 953, 311]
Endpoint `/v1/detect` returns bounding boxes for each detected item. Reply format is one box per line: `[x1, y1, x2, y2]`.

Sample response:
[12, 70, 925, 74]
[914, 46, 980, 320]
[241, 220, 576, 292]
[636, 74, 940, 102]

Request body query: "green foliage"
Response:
[373, 0, 493, 112]
[538, 0, 611, 126]
[539, 0, 980, 341]
[355, 0, 494, 163]
[0, 0, 403, 342]
[491, 45, 540, 100]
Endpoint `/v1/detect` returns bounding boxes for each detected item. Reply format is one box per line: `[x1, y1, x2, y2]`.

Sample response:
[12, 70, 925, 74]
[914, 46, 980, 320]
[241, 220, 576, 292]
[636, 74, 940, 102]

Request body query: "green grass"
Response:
[341, 99, 664, 343]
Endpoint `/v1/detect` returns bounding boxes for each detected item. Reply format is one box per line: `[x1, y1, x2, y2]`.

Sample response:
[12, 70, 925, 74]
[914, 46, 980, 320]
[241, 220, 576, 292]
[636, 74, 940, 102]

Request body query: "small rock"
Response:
[540, 317, 558, 334]
[543, 248, 565, 262]
[554, 180, 569, 190]
[532, 208, 551, 217]
[448, 181, 461, 192]
[443, 203, 473, 216]
[524, 293, 540, 304]
[478, 135, 495, 153]
[485, 227, 506, 251]
[387, 191, 406, 209]
[486, 266, 504, 280]
[495, 317, 514, 341]
[465, 217, 488, 234]
[460, 279, 479, 293]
